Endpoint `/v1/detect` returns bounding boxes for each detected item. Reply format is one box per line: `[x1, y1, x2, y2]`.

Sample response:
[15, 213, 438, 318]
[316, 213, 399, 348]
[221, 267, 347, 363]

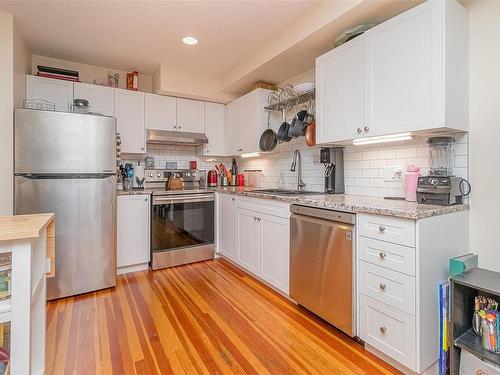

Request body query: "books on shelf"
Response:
[36, 65, 80, 83]
[0, 257, 11, 301]
[439, 281, 450, 375]
[36, 72, 80, 82]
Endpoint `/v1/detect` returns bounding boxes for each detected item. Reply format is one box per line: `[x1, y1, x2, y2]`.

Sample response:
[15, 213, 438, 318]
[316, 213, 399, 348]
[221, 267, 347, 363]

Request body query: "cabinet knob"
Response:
[174, 125, 177, 129]
[379, 283, 387, 290]
[207, 149, 210, 153]
[364, 126, 369, 132]
[379, 326, 387, 334]
[357, 128, 362, 134]
[144, 197, 148, 202]
[178, 126, 182, 130]
[257, 217, 261, 222]
[378, 226, 386, 232]
[140, 147, 144, 151]
[379, 252, 387, 259]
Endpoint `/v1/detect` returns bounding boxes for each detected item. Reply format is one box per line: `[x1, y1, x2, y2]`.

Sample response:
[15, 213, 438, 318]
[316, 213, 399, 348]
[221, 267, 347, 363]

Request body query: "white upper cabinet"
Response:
[316, 0, 468, 143]
[114, 89, 145, 154]
[204, 102, 226, 156]
[227, 99, 244, 155]
[26, 75, 74, 112]
[144, 93, 177, 131]
[176, 98, 205, 133]
[316, 37, 364, 144]
[73, 82, 114, 116]
[226, 88, 274, 156]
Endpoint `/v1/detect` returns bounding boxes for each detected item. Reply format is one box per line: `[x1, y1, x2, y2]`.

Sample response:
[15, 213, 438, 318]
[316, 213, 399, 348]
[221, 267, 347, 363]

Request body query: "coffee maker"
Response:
[321, 147, 344, 194]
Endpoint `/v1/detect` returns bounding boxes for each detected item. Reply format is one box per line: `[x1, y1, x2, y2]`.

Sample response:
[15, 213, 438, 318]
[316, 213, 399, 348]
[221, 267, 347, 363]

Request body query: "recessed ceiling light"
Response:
[182, 36, 198, 45]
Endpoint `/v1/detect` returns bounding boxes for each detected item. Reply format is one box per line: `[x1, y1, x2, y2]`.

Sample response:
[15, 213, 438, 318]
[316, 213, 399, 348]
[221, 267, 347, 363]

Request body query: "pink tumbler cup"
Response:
[404, 165, 420, 202]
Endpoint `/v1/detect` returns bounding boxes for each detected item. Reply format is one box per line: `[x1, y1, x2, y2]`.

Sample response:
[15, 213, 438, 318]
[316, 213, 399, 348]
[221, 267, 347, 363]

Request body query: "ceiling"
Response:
[0, 0, 317, 76]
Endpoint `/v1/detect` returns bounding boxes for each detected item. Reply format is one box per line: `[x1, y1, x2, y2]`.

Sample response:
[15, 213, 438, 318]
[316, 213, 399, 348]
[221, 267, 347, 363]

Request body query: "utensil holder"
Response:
[481, 318, 500, 353]
[122, 178, 133, 191]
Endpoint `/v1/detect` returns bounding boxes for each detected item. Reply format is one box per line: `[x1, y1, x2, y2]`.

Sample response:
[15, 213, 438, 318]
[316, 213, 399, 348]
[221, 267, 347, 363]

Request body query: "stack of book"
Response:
[0, 256, 11, 301]
[36, 65, 80, 82]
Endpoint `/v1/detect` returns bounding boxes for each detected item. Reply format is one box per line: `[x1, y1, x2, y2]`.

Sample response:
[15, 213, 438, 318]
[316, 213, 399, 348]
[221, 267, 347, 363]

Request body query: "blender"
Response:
[428, 137, 455, 176]
[416, 137, 470, 205]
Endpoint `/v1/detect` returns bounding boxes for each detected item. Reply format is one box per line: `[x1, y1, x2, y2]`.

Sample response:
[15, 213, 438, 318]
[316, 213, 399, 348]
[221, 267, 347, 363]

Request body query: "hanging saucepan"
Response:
[276, 107, 292, 142]
[305, 119, 316, 147]
[259, 110, 277, 151]
[297, 98, 314, 125]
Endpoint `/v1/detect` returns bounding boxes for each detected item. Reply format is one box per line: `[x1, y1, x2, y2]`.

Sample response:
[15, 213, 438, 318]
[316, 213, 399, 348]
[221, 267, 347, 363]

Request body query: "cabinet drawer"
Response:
[358, 236, 415, 276]
[359, 261, 415, 315]
[358, 214, 415, 247]
[359, 294, 416, 370]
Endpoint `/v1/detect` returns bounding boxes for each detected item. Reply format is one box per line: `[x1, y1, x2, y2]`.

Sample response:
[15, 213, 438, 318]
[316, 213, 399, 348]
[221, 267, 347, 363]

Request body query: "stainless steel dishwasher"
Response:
[290, 205, 356, 337]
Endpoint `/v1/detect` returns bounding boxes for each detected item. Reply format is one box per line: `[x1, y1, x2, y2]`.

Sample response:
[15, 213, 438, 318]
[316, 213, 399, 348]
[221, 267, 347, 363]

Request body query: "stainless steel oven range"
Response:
[147, 169, 214, 270]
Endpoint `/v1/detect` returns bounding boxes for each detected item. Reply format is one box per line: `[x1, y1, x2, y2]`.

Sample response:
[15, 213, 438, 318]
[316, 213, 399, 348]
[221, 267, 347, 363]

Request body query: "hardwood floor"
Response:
[46, 259, 401, 375]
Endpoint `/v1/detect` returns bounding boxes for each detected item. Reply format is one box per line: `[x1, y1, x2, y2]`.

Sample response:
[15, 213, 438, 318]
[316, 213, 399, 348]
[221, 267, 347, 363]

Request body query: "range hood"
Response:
[146, 129, 208, 146]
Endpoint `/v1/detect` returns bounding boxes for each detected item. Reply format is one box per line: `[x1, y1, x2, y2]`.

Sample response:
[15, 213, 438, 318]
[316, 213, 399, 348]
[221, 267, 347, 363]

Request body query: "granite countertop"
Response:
[214, 187, 469, 220]
[117, 188, 157, 196]
[117, 186, 469, 219]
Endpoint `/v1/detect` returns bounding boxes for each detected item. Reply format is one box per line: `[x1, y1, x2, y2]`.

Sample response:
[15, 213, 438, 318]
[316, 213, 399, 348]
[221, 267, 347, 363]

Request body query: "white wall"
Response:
[153, 64, 235, 103]
[0, 14, 31, 215]
[0, 12, 14, 215]
[13, 21, 31, 109]
[467, 0, 500, 272]
[31, 55, 153, 93]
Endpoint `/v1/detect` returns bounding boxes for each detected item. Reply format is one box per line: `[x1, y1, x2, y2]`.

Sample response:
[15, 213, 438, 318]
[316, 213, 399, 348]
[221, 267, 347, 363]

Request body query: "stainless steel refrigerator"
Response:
[14, 109, 117, 300]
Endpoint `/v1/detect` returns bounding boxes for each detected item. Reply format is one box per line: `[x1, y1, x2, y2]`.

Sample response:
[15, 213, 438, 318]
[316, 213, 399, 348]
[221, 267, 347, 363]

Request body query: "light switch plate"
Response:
[383, 166, 404, 182]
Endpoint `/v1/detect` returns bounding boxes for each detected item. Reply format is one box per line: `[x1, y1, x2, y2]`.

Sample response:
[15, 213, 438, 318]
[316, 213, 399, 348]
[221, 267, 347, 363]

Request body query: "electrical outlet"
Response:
[383, 166, 404, 182]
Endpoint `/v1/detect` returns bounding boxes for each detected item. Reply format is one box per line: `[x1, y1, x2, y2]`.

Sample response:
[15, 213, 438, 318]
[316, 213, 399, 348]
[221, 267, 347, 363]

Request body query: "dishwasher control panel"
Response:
[290, 205, 355, 224]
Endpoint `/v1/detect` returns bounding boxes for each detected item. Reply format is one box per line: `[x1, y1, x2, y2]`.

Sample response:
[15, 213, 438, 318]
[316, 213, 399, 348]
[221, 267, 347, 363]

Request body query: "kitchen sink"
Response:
[251, 189, 323, 196]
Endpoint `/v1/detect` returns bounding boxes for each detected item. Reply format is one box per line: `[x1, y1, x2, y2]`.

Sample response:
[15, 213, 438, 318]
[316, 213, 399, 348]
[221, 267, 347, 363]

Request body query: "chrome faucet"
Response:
[290, 149, 306, 191]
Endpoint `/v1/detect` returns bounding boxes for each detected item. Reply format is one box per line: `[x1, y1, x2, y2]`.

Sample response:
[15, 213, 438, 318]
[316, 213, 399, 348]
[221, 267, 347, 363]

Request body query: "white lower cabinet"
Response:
[237, 208, 260, 274]
[218, 194, 238, 261]
[117, 195, 150, 274]
[360, 294, 416, 369]
[357, 211, 469, 374]
[260, 213, 289, 294]
[217, 193, 290, 294]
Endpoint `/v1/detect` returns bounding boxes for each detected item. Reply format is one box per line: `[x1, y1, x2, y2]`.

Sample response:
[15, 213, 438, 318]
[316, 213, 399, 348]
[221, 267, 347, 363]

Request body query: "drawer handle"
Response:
[379, 252, 387, 259]
[379, 283, 387, 290]
[380, 326, 387, 334]
[378, 226, 386, 232]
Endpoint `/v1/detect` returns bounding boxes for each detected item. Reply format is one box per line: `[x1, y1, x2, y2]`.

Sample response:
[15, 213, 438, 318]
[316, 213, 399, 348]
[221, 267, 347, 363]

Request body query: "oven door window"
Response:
[153, 200, 214, 252]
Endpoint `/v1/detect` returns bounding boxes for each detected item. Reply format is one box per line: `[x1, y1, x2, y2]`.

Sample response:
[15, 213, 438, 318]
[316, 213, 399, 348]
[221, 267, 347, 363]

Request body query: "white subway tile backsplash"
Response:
[396, 147, 417, 159]
[235, 133, 468, 197]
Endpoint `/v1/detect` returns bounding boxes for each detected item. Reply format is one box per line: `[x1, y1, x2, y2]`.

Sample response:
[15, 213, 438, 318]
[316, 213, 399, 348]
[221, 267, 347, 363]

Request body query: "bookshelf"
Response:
[450, 267, 500, 374]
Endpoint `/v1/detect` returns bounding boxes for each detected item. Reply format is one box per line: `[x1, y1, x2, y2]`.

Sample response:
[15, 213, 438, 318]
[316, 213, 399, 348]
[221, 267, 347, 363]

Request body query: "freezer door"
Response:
[15, 109, 116, 174]
[15, 175, 116, 300]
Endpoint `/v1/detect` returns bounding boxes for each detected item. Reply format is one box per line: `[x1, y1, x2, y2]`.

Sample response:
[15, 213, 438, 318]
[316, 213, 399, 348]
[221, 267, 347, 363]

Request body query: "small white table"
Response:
[0, 213, 55, 375]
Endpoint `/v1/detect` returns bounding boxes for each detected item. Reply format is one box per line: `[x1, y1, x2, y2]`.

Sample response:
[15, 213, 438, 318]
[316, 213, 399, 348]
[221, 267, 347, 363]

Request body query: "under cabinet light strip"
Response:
[353, 133, 412, 146]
